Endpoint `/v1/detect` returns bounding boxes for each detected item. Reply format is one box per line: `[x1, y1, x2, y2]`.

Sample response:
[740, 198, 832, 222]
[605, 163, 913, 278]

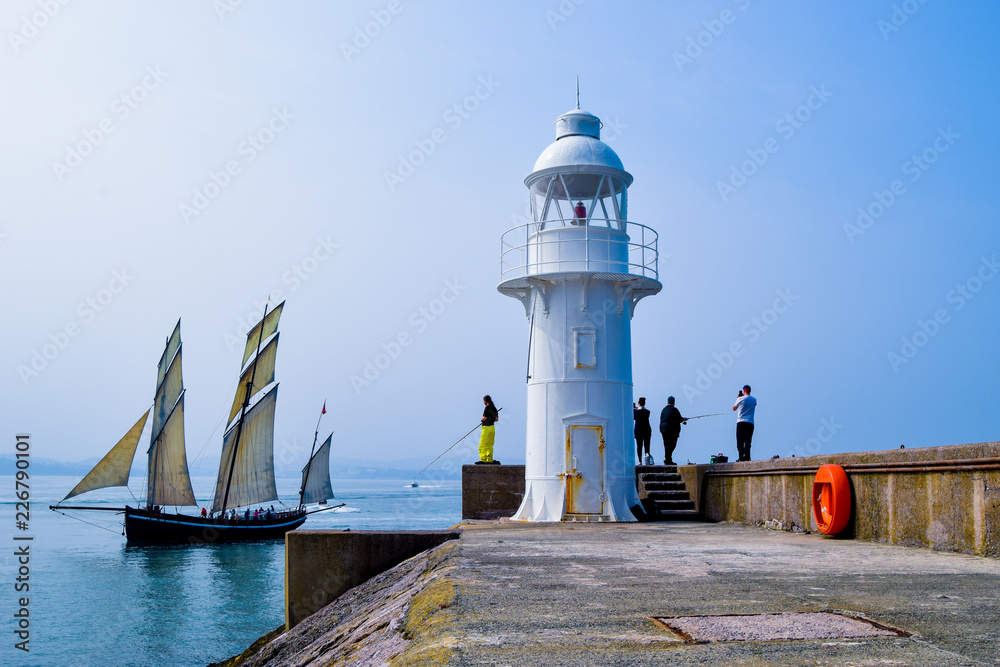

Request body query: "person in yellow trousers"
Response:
[476, 395, 500, 465]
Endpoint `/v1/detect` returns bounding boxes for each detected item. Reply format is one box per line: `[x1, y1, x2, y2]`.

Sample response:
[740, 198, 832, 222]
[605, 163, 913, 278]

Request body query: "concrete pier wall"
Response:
[462, 464, 525, 519]
[687, 441, 1000, 557]
[285, 529, 461, 629]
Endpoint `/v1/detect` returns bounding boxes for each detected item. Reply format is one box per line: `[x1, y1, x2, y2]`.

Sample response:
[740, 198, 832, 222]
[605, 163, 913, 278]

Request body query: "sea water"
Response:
[0, 476, 460, 667]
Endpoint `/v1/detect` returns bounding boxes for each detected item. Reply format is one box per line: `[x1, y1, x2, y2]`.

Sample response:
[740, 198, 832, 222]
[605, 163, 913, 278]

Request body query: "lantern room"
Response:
[526, 108, 632, 231]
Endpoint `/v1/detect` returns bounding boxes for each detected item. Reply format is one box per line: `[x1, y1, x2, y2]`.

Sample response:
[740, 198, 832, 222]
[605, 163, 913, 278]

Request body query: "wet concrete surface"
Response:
[444, 521, 1000, 666]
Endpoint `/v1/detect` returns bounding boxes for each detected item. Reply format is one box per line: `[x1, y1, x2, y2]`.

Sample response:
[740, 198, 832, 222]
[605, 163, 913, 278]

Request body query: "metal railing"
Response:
[499, 219, 659, 283]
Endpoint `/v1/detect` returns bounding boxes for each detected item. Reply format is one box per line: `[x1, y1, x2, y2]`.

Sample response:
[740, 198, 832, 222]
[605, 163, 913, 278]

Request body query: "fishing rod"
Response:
[412, 407, 503, 484]
[684, 413, 725, 421]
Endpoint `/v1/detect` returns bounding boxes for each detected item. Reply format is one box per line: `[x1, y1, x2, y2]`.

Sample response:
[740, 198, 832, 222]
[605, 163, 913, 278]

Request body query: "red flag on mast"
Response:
[321, 401, 327, 415]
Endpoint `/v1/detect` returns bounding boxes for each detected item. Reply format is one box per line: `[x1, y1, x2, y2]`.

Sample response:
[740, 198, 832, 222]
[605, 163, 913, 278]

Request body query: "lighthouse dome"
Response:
[531, 108, 627, 174]
[532, 134, 625, 173]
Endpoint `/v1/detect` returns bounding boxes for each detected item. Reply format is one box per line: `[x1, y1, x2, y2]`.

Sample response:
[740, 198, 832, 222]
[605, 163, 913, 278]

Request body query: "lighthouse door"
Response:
[564, 425, 605, 515]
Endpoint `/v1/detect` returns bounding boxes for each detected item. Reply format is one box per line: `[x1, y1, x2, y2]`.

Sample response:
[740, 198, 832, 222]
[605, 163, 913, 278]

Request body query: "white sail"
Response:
[156, 319, 181, 389]
[212, 386, 279, 513]
[147, 393, 197, 507]
[63, 410, 149, 500]
[152, 347, 183, 441]
[300, 434, 334, 505]
[227, 334, 279, 425]
[241, 301, 283, 367]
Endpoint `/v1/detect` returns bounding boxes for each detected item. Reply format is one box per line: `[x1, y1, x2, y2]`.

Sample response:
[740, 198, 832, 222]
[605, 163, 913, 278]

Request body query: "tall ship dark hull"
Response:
[51, 304, 341, 545]
[124, 507, 307, 545]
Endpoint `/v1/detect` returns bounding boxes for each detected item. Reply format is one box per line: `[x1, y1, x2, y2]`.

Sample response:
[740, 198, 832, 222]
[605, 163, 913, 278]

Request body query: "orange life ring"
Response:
[812, 464, 851, 535]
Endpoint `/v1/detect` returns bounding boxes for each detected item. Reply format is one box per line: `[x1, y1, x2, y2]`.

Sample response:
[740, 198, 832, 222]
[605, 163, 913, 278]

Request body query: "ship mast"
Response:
[221, 301, 269, 512]
[299, 403, 325, 508]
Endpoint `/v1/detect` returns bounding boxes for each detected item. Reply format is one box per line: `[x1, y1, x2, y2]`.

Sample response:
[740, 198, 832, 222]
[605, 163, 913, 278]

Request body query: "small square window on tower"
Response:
[573, 327, 597, 369]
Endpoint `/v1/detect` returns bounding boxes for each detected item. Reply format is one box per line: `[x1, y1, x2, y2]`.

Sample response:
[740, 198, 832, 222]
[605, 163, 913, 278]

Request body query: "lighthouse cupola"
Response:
[524, 107, 632, 234]
[498, 102, 661, 523]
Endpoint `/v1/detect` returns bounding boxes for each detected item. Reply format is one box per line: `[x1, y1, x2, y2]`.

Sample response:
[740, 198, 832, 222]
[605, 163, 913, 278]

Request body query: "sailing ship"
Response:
[50, 302, 340, 544]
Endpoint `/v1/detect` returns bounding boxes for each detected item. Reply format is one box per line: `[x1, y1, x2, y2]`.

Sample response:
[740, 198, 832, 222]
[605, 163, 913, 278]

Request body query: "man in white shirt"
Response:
[732, 385, 757, 462]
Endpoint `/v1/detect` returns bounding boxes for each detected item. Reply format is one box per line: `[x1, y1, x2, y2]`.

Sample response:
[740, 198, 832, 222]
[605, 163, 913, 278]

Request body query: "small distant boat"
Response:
[51, 302, 340, 544]
[410, 482, 419, 488]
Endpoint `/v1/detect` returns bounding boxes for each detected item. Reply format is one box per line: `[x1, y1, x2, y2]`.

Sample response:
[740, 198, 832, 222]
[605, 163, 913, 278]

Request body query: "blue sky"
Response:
[2, 1, 997, 473]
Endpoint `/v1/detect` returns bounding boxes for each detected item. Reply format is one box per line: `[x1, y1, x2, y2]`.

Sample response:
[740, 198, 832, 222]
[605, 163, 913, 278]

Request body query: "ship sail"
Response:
[227, 333, 279, 424]
[152, 346, 183, 440]
[241, 301, 283, 367]
[63, 410, 149, 500]
[212, 385, 279, 513]
[146, 321, 197, 507]
[300, 434, 334, 505]
[147, 394, 197, 506]
[212, 301, 285, 513]
[156, 319, 181, 388]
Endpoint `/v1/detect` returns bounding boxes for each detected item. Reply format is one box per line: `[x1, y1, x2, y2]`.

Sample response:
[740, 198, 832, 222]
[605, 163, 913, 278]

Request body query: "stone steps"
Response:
[643, 481, 687, 492]
[635, 465, 702, 522]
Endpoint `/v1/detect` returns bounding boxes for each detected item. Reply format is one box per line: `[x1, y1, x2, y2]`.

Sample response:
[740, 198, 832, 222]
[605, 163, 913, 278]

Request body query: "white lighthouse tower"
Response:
[499, 102, 661, 522]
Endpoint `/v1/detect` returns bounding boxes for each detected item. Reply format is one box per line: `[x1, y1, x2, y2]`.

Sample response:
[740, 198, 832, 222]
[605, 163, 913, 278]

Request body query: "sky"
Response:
[2, 1, 998, 477]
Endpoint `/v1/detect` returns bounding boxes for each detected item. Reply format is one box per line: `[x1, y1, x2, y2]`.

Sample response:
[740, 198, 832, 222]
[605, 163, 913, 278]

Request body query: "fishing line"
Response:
[413, 407, 503, 483]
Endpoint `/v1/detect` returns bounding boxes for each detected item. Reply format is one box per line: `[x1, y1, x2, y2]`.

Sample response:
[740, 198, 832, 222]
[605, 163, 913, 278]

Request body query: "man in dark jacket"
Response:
[633, 397, 652, 464]
[658, 396, 687, 465]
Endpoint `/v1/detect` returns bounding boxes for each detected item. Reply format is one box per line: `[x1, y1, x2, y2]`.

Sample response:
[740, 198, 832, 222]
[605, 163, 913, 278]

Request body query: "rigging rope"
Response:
[189, 389, 236, 476]
[52, 508, 123, 535]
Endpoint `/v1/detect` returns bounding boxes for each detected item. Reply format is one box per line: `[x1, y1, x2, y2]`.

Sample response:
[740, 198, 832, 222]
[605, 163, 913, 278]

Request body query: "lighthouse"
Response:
[499, 102, 661, 522]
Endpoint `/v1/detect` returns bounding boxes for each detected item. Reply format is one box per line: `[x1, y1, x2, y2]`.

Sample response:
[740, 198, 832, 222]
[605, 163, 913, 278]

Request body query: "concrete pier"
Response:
[218, 442, 1000, 664]
[284, 529, 460, 629]
[686, 441, 1000, 556]
[461, 463, 525, 519]
[234, 521, 1000, 666]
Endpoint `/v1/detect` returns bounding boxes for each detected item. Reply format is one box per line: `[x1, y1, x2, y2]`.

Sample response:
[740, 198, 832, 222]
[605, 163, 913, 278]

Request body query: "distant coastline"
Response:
[0, 454, 516, 480]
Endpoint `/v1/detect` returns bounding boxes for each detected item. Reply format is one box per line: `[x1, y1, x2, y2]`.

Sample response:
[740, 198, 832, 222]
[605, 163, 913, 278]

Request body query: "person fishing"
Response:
[477, 395, 500, 465]
[733, 385, 757, 461]
[658, 396, 688, 466]
[633, 397, 652, 464]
